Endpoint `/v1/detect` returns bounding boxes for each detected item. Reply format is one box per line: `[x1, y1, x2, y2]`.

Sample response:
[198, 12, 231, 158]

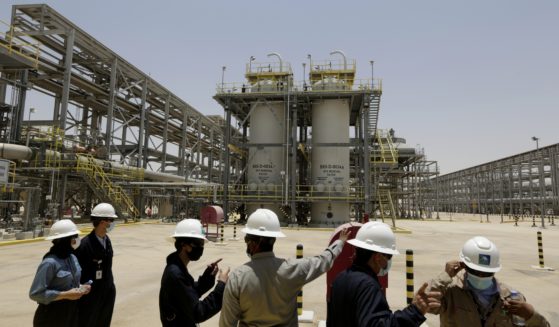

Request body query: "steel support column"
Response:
[105, 57, 118, 158]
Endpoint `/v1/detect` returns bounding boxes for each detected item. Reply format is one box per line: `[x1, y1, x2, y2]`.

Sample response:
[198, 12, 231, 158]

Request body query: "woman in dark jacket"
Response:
[159, 219, 229, 327]
[29, 219, 91, 327]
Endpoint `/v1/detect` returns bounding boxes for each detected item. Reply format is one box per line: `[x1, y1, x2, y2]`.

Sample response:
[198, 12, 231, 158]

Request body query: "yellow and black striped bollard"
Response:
[531, 231, 554, 270]
[537, 231, 544, 268]
[297, 244, 303, 315]
[406, 249, 414, 305]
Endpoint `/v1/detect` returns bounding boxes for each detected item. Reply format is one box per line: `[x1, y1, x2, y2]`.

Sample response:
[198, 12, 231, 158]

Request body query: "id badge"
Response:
[96, 270, 103, 280]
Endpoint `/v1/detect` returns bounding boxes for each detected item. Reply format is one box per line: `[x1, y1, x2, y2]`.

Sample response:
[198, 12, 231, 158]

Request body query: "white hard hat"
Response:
[459, 236, 501, 273]
[91, 203, 118, 218]
[46, 219, 80, 240]
[242, 208, 286, 238]
[170, 219, 207, 240]
[347, 222, 399, 255]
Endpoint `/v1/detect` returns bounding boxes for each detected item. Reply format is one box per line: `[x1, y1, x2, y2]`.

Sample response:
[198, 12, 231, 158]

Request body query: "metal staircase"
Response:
[367, 94, 381, 137]
[76, 154, 139, 221]
[377, 189, 397, 227]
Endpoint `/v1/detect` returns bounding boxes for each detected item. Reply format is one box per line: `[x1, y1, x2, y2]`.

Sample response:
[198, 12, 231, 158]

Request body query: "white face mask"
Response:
[466, 272, 494, 290]
[377, 257, 392, 277]
[71, 237, 81, 250]
[107, 221, 115, 233]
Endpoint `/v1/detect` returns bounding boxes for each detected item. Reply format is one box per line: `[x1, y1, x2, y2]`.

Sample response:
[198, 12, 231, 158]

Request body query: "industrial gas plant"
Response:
[0, 4, 436, 237]
[2, 4, 556, 239]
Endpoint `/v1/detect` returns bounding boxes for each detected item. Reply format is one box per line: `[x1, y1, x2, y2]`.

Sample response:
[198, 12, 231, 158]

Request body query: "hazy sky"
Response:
[2, 0, 558, 174]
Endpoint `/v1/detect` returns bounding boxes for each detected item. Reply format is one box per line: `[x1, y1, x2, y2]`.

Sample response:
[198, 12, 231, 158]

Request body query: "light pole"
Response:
[532, 136, 539, 150]
[249, 56, 255, 73]
[302, 62, 306, 88]
[221, 66, 226, 92]
[25, 107, 36, 147]
[370, 60, 374, 90]
[532, 136, 545, 228]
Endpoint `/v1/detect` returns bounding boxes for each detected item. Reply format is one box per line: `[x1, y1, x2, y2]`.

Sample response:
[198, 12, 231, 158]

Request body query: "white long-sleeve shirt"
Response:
[219, 240, 344, 327]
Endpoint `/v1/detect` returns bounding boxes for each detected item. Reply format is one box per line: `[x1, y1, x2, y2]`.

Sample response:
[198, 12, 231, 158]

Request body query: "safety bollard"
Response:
[406, 250, 414, 305]
[532, 215, 536, 227]
[215, 222, 228, 246]
[297, 244, 303, 315]
[531, 231, 554, 271]
[228, 223, 239, 241]
[537, 231, 544, 268]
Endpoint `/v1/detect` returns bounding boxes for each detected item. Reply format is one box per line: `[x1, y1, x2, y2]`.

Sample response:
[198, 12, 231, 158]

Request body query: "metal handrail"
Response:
[216, 78, 382, 94]
[0, 19, 40, 68]
[189, 183, 364, 201]
[76, 154, 139, 219]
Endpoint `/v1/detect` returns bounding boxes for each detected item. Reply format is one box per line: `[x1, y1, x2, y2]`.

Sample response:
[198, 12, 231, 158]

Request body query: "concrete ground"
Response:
[1, 213, 557, 326]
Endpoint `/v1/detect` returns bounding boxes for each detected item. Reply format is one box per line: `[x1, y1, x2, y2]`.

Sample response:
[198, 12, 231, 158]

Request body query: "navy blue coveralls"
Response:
[75, 230, 116, 327]
[327, 264, 426, 327]
[159, 252, 225, 327]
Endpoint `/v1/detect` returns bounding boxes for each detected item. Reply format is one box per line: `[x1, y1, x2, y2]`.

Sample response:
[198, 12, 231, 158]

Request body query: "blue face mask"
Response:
[466, 272, 493, 290]
[107, 221, 115, 233]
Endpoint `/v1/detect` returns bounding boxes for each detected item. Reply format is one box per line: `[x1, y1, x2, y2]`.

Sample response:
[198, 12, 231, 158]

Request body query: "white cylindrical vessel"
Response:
[311, 78, 350, 225]
[247, 80, 285, 194]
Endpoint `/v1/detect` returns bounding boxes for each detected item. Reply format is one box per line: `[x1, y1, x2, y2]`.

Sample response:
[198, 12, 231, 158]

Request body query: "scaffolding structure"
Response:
[430, 143, 559, 226]
[0, 4, 240, 225]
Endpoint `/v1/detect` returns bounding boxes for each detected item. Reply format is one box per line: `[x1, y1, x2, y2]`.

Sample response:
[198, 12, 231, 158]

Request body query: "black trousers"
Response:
[33, 300, 79, 327]
[78, 282, 116, 327]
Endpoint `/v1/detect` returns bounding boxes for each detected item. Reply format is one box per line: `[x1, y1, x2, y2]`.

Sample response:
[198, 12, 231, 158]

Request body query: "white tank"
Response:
[247, 80, 285, 193]
[311, 78, 350, 225]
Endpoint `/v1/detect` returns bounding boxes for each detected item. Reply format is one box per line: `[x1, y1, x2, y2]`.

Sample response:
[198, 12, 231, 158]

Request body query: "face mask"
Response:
[466, 272, 494, 290]
[245, 239, 260, 258]
[377, 257, 392, 277]
[71, 237, 81, 250]
[187, 246, 204, 261]
[107, 221, 115, 233]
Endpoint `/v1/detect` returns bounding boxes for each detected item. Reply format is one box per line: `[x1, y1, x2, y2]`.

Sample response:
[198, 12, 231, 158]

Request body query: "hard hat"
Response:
[46, 219, 80, 240]
[91, 203, 118, 218]
[459, 236, 501, 273]
[242, 208, 286, 238]
[170, 219, 207, 241]
[347, 222, 399, 255]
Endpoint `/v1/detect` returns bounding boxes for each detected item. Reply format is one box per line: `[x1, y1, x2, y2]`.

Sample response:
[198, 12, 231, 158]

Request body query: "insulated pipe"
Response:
[0, 144, 33, 160]
[267, 52, 283, 72]
[329, 50, 347, 70]
[0, 143, 186, 183]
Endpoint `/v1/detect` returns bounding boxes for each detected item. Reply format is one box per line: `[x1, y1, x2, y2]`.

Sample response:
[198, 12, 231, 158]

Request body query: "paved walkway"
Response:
[1, 214, 557, 326]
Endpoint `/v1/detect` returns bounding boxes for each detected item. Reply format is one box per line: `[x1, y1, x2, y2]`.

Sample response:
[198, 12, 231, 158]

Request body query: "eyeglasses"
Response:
[102, 218, 115, 222]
